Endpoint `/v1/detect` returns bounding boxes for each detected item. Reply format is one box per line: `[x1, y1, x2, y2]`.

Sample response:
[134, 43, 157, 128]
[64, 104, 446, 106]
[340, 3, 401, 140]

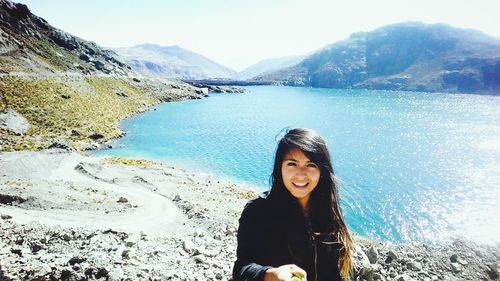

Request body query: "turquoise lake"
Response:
[94, 86, 500, 245]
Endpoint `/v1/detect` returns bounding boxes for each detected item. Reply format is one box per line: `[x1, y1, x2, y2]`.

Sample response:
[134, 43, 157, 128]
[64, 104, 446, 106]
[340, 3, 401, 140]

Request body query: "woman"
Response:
[233, 128, 353, 281]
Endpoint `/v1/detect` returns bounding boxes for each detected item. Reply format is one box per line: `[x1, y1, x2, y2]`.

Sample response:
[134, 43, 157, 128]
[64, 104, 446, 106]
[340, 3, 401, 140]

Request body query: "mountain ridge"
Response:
[253, 22, 500, 94]
[112, 43, 237, 80]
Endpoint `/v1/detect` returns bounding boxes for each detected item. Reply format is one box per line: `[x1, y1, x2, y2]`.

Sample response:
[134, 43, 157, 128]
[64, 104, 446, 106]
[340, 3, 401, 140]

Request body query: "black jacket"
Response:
[232, 192, 342, 281]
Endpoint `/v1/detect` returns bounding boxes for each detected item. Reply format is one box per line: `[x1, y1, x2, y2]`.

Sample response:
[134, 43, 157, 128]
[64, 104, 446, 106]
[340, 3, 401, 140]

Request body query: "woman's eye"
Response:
[286, 162, 296, 166]
[307, 163, 318, 168]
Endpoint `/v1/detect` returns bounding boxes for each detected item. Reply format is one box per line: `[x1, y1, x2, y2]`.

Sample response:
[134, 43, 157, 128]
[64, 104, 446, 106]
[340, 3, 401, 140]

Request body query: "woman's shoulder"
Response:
[240, 191, 271, 218]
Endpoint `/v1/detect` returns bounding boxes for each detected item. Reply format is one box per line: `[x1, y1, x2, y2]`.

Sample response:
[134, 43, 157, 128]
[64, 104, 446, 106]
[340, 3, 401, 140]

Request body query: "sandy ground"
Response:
[0, 150, 256, 236]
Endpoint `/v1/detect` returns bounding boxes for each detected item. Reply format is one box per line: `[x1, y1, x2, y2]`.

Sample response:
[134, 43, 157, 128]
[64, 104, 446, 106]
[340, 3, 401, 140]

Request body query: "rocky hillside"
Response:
[0, 0, 208, 151]
[112, 44, 237, 79]
[254, 22, 500, 94]
[0, 0, 133, 75]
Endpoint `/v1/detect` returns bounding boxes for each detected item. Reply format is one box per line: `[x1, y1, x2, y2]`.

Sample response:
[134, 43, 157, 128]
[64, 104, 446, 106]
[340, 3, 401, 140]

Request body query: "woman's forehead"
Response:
[283, 147, 311, 161]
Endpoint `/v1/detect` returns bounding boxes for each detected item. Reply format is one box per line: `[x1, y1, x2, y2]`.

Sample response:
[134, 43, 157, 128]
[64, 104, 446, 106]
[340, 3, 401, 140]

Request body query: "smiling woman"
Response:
[233, 128, 353, 281]
[281, 148, 321, 211]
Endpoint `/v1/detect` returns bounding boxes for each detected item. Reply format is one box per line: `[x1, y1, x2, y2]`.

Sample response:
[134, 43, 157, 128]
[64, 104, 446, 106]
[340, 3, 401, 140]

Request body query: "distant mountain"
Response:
[0, 0, 132, 75]
[254, 22, 500, 94]
[237, 55, 305, 80]
[112, 44, 237, 80]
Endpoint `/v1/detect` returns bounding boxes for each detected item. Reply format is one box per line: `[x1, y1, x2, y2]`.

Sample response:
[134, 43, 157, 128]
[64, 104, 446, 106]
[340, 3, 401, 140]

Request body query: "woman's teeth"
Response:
[293, 182, 308, 187]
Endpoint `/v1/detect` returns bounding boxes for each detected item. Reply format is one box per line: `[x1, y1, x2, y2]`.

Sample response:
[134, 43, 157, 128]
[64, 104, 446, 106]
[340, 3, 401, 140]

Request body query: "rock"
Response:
[108, 268, 124, 281]
[183, 238, 197, 255]
[386, 255, 394, 264]
[62, 233, 72, 241]
[388, 250, 398, 260]
[121, 249, 130, 259]
[71, 130, 81, 137]
[352, 243, 371, 268]
[60, 268, 74, 280]
[48, 141, 73, 151]
[450, 254, 468, 266]
[33, 263, 52, 278]
[487, 263, 499, 280]
[393, 274, 414, 281]
[358, 266, 374, 281]
[1, 214, 12, 219]
[50, 30, 78, 50]
[0, 109, 31, 134]
[193, 254, 206, 264]
[88, 133, 105, 140]
[84, 267, 94, 278]
[407, 261, 422, 271]
[79, 54, 90, 62]
[115, 90, 128, 97]
[450, 254, 458, 262]
[450, 262, 462, 273]
[194, 229, 206, 237]
[95, 267, 109, 279]
[68, 256, 86, 265]
[60, 94, 71, 99]
[0, 194, 27, 205]
[366, 246, 379, 264]
[117, 197, 128, 203]
[93, 60, 105, 70]
[225, 225, 237, 236]
[29, 242, 42, 253]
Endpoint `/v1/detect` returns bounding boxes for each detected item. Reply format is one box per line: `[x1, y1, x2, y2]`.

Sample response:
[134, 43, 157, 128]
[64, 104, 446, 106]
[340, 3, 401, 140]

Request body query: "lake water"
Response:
[93, 86, 500, 245]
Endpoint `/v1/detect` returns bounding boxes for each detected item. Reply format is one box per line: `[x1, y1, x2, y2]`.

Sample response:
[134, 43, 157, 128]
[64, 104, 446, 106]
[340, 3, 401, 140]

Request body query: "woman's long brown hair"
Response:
[270, 128, 353, 280]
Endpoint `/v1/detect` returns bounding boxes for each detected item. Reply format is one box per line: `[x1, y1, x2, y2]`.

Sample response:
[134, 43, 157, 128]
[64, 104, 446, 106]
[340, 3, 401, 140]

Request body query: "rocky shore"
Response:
[0, 150, 498, 281]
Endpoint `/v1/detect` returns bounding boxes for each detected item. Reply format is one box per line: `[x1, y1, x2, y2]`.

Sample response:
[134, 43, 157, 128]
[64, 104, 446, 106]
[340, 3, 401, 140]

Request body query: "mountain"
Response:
[112, 44, 237, 79]
[0, 0, 205, 151]
[0, 0, 132, 75]
[237, 55, 305, 80]
[254, 22, 500, 94]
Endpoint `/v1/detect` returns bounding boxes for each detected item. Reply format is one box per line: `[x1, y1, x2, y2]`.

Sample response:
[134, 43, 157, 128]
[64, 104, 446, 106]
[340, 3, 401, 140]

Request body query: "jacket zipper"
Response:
[306, 220, 318, 281]
[312, 234, 317, 281]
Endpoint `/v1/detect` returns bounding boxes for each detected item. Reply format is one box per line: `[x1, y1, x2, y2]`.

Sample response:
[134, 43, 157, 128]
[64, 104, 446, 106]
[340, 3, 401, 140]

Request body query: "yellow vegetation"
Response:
[102, 157, 160, 168]
[0, 75, 158, 151]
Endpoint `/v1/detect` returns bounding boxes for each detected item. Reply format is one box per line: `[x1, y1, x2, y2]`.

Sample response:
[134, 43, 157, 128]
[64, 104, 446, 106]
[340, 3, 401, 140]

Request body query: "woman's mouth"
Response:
[292, 182, 309, 188]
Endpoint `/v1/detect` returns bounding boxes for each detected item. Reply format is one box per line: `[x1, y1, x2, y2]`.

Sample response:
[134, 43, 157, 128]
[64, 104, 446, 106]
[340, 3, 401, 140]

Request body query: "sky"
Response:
[15, 0, 500, 71]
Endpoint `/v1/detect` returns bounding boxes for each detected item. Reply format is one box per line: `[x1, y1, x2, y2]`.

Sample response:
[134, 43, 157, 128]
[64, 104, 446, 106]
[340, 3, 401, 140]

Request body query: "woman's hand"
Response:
[264, 264, 307, 281]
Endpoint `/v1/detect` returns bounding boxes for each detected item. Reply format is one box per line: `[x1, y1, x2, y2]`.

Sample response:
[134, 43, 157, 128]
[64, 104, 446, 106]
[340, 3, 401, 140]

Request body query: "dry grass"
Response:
[0, 75, 159, 151]
[102, 157, 160, 168]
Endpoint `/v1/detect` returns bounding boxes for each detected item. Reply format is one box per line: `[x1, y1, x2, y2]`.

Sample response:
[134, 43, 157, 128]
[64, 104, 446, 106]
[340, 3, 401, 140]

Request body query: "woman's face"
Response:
[281, 148, 321, 209]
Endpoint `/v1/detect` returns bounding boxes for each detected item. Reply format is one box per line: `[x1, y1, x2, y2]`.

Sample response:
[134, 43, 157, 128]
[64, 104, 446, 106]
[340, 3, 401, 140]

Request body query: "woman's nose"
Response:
[296, 167, 307, 176]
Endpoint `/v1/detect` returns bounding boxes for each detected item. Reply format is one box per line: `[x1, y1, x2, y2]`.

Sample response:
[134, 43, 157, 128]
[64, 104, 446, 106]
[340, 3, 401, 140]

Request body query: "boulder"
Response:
[88, 133, 104, 140]
[50, 30, 78, 50]
[0, 109, 30, 134]
[366, 246, 379, 264]
[352, 243, 371, 269]
[68, 256, 86, 265]
[406, 261, 422, 271]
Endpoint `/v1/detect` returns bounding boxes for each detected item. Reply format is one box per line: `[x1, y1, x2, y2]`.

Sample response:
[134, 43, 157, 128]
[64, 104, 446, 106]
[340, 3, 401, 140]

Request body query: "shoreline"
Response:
[0, 150, 499, 280]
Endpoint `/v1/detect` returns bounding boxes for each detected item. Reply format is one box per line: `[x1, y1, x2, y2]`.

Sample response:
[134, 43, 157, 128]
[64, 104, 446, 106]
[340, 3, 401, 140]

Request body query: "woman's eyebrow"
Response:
[283, 158, 314, 163]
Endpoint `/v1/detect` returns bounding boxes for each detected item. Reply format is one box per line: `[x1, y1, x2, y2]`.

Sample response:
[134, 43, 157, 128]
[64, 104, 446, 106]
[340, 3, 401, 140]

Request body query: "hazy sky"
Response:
[16, 0, 500, 71]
